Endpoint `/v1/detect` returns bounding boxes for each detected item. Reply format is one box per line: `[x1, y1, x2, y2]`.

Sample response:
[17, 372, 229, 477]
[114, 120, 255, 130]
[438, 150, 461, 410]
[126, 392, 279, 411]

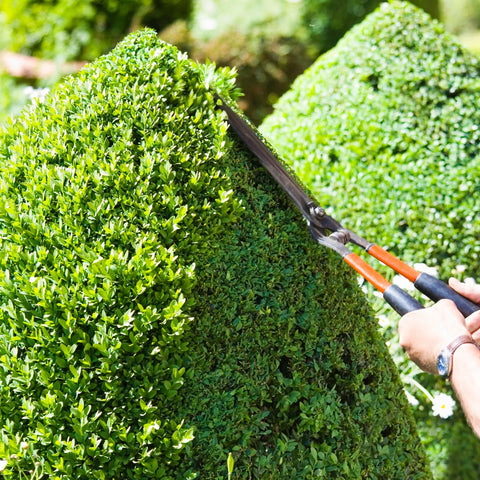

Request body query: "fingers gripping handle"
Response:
[367, 244, 480, 316]
[414, 273, 480, 317]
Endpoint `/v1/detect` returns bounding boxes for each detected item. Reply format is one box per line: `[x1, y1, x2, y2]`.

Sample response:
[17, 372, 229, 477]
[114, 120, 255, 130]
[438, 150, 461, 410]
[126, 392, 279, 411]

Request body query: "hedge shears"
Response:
[215, 95, 480, 316]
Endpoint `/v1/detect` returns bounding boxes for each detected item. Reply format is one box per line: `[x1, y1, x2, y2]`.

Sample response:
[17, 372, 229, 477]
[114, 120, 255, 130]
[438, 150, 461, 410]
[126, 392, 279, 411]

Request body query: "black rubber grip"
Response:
[414, 272, 480, 317]
[383, 284, 424, 316]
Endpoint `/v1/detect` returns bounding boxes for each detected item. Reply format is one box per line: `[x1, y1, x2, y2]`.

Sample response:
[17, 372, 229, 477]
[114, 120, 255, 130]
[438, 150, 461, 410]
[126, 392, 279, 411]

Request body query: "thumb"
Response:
[449, 278, 480, 304]
[466, 310, 480, 344]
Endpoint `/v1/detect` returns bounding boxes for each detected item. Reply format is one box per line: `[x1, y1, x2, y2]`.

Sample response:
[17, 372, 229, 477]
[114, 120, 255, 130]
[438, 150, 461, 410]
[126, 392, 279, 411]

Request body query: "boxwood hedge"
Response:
[261, 1, 480, 476]
[261, 0, 480, 282]
[0, 29, 430, 479]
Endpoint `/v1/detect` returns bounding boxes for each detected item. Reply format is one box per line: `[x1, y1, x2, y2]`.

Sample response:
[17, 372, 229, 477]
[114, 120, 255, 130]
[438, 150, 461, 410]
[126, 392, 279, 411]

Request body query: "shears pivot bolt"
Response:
[309, 204, 325, 218]
[329, 230, 351, 245]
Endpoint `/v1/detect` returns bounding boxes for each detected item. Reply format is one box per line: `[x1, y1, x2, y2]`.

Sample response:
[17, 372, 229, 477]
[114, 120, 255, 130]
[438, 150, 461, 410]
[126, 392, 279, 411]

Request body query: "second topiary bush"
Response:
[262, 0, 480, 282]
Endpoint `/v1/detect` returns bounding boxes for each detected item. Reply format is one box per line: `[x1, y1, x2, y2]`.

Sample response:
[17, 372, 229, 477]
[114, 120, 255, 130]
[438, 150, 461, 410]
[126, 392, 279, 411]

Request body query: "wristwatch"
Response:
[437, 334, 476, 378]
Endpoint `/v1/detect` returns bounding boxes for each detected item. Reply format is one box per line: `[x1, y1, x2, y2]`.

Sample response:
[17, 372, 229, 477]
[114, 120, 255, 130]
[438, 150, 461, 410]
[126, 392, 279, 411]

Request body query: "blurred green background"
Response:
[2, 1, 480, 478]
[2, 0, 479, 125]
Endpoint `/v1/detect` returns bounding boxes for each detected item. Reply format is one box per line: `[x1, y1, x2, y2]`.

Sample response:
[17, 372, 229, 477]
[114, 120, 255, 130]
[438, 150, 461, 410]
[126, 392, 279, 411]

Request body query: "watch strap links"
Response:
[445, 334, 476, 378]
[447, 334, 475, 355]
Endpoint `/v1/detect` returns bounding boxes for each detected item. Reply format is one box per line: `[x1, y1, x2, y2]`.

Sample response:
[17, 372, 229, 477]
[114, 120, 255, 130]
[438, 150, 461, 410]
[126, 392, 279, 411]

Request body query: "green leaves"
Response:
[0, 30, 242, 479]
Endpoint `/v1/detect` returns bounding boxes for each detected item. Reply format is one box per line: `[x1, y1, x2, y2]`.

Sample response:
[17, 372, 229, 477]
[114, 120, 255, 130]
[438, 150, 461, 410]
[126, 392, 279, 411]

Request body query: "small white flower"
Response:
[404, 389, 419, 406]
[432, 393, 455, 419]
[413, 263, 438, 278]
[453, 265, 467, 274]
[392, 275, 415, 291]
[377, 314, 389, 328]
[20, 441, 28, 450]
[0, 459, 7, 472]
[23, 86, 35, 97]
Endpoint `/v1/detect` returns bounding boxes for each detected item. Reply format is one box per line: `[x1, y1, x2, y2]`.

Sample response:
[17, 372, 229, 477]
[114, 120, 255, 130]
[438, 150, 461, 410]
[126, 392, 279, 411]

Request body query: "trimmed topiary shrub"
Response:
[262, 0, 480, 282]
[0, 29, 431, 479]
[261, 1, 480, 477]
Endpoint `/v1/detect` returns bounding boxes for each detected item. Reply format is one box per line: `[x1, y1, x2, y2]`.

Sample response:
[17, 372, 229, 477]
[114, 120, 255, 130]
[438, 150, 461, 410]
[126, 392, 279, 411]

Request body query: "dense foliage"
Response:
[0, 29, 431, 479]
[261, 1, 480, 477]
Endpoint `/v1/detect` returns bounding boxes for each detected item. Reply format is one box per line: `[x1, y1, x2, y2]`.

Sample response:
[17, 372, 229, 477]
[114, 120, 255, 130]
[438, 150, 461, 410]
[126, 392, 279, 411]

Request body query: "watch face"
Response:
[437, 350, 450, 377]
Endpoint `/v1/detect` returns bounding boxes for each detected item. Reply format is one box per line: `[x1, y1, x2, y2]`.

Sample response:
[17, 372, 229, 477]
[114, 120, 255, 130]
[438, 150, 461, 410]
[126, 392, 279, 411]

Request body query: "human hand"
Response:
[449, 278, 480, 344]
[398, 299, 470, 374]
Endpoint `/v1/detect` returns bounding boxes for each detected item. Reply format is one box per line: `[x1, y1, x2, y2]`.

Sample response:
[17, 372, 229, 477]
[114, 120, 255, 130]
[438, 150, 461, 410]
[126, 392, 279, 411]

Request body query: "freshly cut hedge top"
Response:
[0, 30, 430, 479]
[261, 0, 480, 281]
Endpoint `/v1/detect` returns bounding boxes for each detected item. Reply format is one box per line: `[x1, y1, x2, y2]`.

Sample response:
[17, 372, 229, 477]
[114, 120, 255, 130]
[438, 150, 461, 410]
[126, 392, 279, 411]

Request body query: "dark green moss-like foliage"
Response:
[262, 1, 480, 281]
[0, 30, 430, 479]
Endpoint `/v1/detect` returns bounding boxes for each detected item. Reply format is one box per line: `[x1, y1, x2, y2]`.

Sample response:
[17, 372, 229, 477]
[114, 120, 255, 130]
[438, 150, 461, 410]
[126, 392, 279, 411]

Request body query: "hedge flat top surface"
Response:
[261, 0, 480, 280]
[0, 29, 430, 479]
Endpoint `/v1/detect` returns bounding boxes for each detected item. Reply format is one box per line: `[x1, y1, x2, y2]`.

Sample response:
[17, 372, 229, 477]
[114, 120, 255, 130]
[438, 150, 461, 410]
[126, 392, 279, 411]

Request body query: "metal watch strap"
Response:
[446, 334, 476, 377]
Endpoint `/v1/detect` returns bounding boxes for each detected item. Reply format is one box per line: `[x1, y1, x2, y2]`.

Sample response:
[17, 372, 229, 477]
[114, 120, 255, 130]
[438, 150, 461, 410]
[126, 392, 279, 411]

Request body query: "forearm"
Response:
[450, 343, 480, 439]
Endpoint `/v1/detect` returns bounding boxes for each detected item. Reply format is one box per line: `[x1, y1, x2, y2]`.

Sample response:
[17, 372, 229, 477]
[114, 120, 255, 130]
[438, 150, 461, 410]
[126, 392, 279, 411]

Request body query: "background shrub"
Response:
[0, 0, 193, 61]
[164, 0, 440, 123]
[262, 0, 480, 281]
[0, 29, 431, 479]
[301, 0, 438, 56]
[0, 0, 446, 126]
[261, 1, 480, 477]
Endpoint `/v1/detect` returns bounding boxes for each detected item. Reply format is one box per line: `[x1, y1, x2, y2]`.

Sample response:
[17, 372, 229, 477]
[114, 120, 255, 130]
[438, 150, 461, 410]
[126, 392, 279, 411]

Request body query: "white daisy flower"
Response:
[432, 393, 455, 419]
[377, 314, 389, 328]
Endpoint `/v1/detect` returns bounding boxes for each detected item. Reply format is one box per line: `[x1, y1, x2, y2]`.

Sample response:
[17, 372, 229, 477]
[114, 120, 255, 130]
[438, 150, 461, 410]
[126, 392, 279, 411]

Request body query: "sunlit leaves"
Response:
[0, 30, 240, 479]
